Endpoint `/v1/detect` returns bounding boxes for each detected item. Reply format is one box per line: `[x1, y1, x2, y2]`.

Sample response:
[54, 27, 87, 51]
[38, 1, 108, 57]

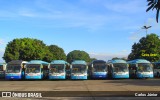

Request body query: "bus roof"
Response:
[27, 60, 49, 65]
[0, 63, 6, 65]
[92, 60, 106, 64]
[50, 60, 68, 64]
[153, 61, 160, 64]
[7, 60, 27, 65]
[107, 59, 127, 63]
[71, 60, 86, 65]
[128, 59, 150, 64]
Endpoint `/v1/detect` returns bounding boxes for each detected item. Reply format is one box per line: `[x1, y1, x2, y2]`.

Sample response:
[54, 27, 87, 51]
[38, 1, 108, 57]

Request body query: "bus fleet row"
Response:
[0, 59, 160, 80]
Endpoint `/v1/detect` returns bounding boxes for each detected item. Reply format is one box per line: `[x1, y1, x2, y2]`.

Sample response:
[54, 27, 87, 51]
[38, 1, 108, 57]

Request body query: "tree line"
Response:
[128, 33, 160, 62]
[112, 33, 160, 62]
[3, 38, 96, 63]
[3, 33, 160, 63]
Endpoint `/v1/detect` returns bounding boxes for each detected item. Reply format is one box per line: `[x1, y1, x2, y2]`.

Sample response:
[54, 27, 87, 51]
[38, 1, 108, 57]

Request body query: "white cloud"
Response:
[104, 0, 145, 14]
[0, 49, 4, 63]
[18, 11, 36, 17]
[0, 0, 147, 33]
[129, 32, 140, 41]
[0, 38, 7, 63]
[0, 39, 5, 45]
[128, 17, 160, 41]
[146, 17, 160, 31]
[89, 51, 129, 61]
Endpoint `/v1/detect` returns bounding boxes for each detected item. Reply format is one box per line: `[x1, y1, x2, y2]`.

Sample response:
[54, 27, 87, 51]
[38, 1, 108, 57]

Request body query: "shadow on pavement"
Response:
[103, 78, 160, 86]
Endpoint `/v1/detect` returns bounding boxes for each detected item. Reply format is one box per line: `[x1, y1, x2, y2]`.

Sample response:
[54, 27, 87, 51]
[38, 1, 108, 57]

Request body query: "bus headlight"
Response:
[61, 73, 65, 76]
[36, 73, 41, 76]
[150, 72, 153, 74]
[125, 72, 129, 74]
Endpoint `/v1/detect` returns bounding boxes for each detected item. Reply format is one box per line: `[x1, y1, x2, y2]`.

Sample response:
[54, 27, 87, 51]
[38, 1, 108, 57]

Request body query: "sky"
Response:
[0, 0, 160, 62]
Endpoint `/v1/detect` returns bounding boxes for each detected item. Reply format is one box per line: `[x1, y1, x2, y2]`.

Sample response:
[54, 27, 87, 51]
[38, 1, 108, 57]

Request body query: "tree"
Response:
[112, 57, 127, 61]
[42, 48, 54, 62]
[146, 0, 160, 23]
[3, 38, 49, 62]
[128, 33, 160, 62]
[48, 45, 66, 61]
[112, 57, 120, 60]
[67, 50, 91, 63]
[90, 58, 97, 62]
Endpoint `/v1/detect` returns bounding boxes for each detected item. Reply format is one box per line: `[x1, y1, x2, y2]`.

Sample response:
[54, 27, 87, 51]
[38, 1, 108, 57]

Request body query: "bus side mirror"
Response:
[41, 65, 43, 69]
[48, 64, 50, 69]
[4, 64, 6, 70]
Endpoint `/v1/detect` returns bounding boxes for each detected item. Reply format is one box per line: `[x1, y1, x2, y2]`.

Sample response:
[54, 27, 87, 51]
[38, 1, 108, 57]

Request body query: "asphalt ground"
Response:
[0, 78, 160, 100]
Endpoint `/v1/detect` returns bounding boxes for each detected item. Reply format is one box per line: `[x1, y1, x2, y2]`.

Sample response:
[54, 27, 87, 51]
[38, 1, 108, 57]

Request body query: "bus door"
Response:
[21, 63, 26, 79]
[43, 65, 49, 79]
[129, 64, 137, 78]
[107, 64, 112, 78]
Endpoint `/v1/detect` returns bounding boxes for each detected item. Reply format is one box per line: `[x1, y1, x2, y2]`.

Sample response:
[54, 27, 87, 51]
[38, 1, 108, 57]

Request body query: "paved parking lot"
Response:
[0, 79, 160, 100]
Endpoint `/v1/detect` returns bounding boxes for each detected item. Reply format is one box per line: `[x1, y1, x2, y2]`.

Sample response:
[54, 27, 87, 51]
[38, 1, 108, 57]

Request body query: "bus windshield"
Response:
[138, 63, 153, 72]
[113, 63, 128, 72]
[72, 64, 87, 73]
[93, 63, 107, 72]
[0, 65, 3, 71]
[154, 63, 160, 69]
[26, 65, 40, 73]
[50, 64, 65, 73]
[6, 65, 21, 73]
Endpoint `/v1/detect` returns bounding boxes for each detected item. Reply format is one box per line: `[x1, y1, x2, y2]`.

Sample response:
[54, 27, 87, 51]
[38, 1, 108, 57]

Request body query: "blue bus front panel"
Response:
[136, 73, 153, 78]
[25, 73, 43, 79]
[49, 75, 65, 79]
[5, 74, 22, 80]
[71, 75, 87, 79]
[25, 75, 42, 79]
[92, 72, 108, 79]
[112, 73, 129, 79]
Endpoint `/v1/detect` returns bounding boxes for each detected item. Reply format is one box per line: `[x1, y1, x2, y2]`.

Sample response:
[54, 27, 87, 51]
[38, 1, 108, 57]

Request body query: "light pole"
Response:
[142, 25, 152, 36]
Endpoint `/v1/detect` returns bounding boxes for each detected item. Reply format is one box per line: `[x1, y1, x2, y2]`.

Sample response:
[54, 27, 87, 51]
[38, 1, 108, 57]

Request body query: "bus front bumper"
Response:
[92, 74, 108, 79]
[25, 75, 42, 79]
[71, 76, 87, 79]
[5, 75, 22, 80]
[137, 73, 153, 78]
[49, 75, 65, 79]
[113, 74, 129, 79]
